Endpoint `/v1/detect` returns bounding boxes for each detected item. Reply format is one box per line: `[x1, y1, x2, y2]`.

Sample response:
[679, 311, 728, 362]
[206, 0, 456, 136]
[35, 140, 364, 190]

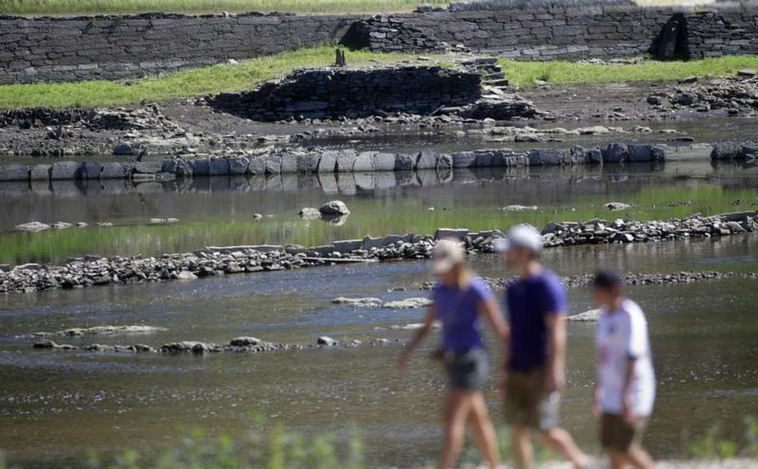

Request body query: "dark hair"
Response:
[592, 269, 623, 291]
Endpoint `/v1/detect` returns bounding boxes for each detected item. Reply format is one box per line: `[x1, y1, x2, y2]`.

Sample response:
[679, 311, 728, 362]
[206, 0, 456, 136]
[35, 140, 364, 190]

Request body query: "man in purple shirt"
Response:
[495, 225, 589, 469]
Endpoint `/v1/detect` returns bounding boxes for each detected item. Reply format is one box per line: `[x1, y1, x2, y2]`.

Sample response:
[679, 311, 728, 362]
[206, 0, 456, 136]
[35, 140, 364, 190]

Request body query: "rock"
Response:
[319, 200, 350, 216]
[603, 202, 633, 211]
[568, 309, 602, 322]
[434, 228, 469, 241]
[50, 161, 81, 180]
[133, 161, 163, 174]
[230, 337, 262, 347]
[333, 297, 383, 307]
[353, 151, 375, 172]
[113, 142, 143, 156]
[604, 143, 629, 163]
[332, 239, 363, 254]
[373, 152, 396, 172]
[317, 336, 337, 346]
[501, 205, 538, 212]
[228, 157, 250, 175]
[299, 207, 322, 219]
[416, 151, 437, 170]
[101, 162, 131, 179]
[30, 164, 52, 181]
[208, 158, 230, 176]
[176, 271, 197, 281]
[394, 154, 415, 171]
[16, 221, 51, 232]
[335, 150, 358, 172]
[0, 164, 30, 182]
[737, 70, 757, 78]
[317, 151, 339, 173]
[383, 297, 433, 309]
[52, 222, 73, 230]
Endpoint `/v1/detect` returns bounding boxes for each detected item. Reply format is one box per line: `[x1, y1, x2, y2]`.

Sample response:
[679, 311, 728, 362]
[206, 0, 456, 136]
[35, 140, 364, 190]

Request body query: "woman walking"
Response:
[397, 239, 510, 469]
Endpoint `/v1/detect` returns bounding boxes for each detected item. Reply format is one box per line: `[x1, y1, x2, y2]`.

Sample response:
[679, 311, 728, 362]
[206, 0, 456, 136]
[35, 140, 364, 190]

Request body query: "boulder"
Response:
[113, 142, 143, 156]
[604, 143, 629, 163]
[16, 221, 51, 232]
[332, 239, 363, 253]
[50, 161, 80, 180]
[333, 297, 383, 307]
[452, 151, 477, 168]
[228, 157, 249, 175]
[568, 309, 602, 322]
[435, 228, 469, 241]
[132, 161, 162, 174]
[319, 200, 350, 216]
[265, 155, 282, 174]
[248, 157, 266, 175]
[0, 164, 30, 182]
[100, 162, 131, 179]
[29, 164, 52, 181]
[176, 271, 197, 281]
[383, 297, 433, 309]
[299, 207, 321, 219]
[230, 337, 262, 347]
[373, 152, 396, 172]
[317, 336, 337, 346]
[280, 154, 298, 173]
[603, 202, 633, 211]
[297, 154, 320, 173]
[79, 161, 102, 179]
[317, 151, 339, 173]
[208, 158, 230, 176]
[416, 151, 437, 170]
[353, 151, 375, 172]
[627, 144, 656, 163]
[335, 150, 358, 172]
[436, 154, 453, 171]
[394, 154, 415, 171]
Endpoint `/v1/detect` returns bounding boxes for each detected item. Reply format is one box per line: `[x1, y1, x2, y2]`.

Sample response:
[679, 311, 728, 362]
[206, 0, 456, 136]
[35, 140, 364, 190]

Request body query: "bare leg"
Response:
[627, 447, 655, 469]
[538, 427, 590, 468]
[511, 425, 534, 469]
[465, 393, 500, 469]
[608, 450, 628, 469]
[440, 390, 473, 469]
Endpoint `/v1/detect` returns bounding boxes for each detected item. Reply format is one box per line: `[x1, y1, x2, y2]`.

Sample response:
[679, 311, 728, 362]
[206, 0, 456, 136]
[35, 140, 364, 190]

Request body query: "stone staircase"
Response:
[461, 57, 510, 98]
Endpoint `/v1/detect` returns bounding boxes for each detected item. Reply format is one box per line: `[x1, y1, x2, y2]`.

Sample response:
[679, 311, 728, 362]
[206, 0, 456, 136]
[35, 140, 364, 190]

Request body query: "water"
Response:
[1, 159, 757, 266]
[0, 159, 757, 467]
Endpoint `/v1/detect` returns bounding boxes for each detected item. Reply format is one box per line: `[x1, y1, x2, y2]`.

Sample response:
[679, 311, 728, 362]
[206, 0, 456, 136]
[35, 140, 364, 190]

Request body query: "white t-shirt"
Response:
[595, 298, 656, 417]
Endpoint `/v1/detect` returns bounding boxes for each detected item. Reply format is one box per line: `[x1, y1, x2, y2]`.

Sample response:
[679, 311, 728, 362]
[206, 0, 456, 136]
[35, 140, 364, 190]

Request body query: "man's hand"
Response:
[622, 393, 634, 422]
[544, 366, 565, 393]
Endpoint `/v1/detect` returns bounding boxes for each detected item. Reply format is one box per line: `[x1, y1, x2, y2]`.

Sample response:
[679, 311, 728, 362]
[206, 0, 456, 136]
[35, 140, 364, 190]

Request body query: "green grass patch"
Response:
[0, 0, 449, 15]
[0, 46, 418, 109]
[500, 56, 758, 88]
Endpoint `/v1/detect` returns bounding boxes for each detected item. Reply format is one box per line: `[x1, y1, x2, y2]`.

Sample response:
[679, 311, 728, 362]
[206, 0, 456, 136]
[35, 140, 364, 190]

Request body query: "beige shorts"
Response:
[504, 368, 560, 431]
[601, 413, 648, 454]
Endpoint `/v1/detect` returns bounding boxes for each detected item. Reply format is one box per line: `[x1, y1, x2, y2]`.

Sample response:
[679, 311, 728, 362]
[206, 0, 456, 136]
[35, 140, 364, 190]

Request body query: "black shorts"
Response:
[445, 348, 489, 391]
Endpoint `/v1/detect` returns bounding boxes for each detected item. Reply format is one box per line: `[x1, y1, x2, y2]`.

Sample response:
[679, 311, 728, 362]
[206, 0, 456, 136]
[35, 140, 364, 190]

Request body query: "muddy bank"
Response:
[2, 210, 755, 295]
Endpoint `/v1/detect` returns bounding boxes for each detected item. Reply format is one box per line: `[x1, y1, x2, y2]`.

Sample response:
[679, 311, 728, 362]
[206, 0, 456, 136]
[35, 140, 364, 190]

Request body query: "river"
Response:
[0, 161, 757, 467]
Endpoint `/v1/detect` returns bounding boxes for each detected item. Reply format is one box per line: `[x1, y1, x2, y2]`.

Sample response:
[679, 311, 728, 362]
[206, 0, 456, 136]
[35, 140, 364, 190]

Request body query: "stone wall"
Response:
[351, 3, 758, 61]
[0, 12, 357, 84]
[209, 66, 482, 121]
[2, 3, 758, 85]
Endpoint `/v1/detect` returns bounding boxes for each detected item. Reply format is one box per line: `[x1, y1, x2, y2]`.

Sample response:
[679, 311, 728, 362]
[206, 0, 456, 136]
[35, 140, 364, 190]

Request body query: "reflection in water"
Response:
[1, 164, 757, 265]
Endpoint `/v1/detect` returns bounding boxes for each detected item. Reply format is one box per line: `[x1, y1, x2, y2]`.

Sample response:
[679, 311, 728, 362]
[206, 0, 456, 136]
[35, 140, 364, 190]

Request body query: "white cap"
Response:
[494, 224, 542, 253]
[431, 238, 466, 275]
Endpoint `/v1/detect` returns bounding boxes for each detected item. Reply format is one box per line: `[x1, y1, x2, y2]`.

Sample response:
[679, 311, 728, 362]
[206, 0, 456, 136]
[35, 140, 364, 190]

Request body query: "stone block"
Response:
[280, 154, 298, 173]
[0, 164, 30, 181]
[434, 228, 469, 241]
[29, 164, 51, 181]
[209, 158, 230, 176]
[318, 151, 339, 173]
[394, 154, 415, 171]
[50, 161, 80, 180]
[452, 151, 477, 168]
[133, 161, 163, 174]
[100, 162, 131, 179]
[373, 152, 396, 171]
[265, 155, 282, 174]
[193, 158, 211, 176]
[353, 151, 375, 172]
[332, 239, 363, 253]
[335, 150, 358, 172]
[416, 151, 437, 170]
[297, 154, 320, 173]
[228, 157, 249, 175]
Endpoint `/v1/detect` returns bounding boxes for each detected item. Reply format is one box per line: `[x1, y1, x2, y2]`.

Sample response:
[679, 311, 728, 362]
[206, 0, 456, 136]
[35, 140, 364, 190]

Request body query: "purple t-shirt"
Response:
[433, 277, 493, 354]
[505, 269, 567, 372]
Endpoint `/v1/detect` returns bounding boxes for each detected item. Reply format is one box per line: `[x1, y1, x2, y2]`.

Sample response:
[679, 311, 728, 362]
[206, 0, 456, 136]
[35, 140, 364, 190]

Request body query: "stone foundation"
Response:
[209, 66, 482, 121]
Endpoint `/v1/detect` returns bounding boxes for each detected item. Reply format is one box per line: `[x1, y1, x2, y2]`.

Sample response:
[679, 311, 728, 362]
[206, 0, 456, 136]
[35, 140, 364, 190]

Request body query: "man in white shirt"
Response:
[592, 270, 656, 469]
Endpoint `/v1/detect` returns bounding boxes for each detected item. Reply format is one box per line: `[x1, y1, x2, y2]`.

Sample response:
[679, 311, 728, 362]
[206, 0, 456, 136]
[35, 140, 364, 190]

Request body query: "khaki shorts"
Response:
[601, 413, 648, 454]
[504, 368, 560, 431]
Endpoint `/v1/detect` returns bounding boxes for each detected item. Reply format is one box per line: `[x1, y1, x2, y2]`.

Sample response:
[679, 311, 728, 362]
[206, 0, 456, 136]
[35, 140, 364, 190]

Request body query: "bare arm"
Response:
[478, 296, 509, 343]
[622, 356, 637, 420]
[397, 302, 437, 373]
[545, 312, 567, 392]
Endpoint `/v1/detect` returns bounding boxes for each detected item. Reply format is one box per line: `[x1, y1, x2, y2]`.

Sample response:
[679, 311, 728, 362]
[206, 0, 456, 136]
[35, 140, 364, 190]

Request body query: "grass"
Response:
[4, 49, 758, 109]
[0, 0, 449, 15]
[0, 46, 418, 109]
[500, 55, 758, 88]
